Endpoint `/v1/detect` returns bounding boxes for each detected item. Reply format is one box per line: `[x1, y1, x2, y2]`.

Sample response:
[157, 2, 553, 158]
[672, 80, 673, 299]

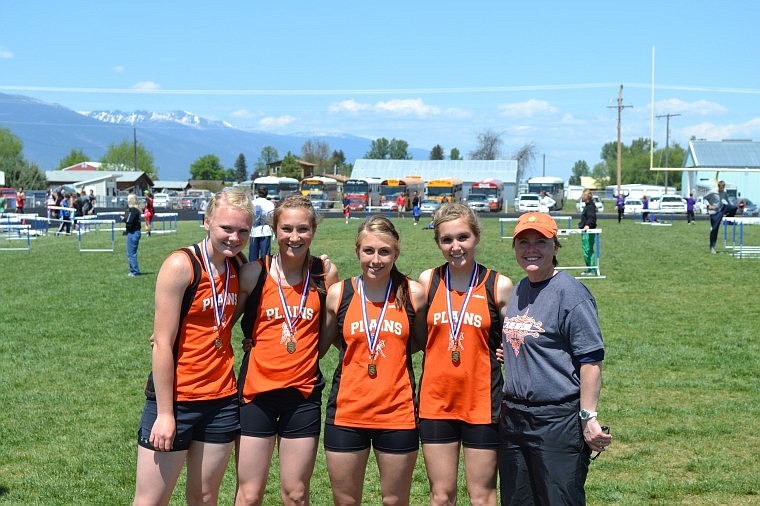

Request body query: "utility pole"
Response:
[656, 113, 681, 194]
[133, 128, 138, 172]
[608, 84, 632, 196]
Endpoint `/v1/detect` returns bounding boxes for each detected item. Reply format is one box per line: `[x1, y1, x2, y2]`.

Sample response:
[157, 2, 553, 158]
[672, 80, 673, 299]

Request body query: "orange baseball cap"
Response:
[513, 212, 558, 238]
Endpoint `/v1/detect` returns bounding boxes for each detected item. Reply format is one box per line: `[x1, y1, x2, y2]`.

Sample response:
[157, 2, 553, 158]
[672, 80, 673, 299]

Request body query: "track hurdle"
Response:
[0, 223, 32, 251]
[96, 211, 126, 231]
[722, 217, 760, 258]
[151, 213, 179, 234]
[498, 218, 605, 278]
[77, 219, 116, 253]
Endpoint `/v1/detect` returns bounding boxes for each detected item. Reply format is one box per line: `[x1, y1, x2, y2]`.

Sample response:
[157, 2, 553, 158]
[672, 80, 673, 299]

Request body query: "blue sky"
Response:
[2, 1, 759, 181]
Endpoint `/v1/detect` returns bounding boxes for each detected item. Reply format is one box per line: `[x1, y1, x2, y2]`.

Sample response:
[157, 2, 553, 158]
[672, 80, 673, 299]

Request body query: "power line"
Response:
[656, 113, 681, 193]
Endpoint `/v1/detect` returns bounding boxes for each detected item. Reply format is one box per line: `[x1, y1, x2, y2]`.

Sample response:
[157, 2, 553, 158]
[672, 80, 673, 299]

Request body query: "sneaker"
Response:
[128, 272, 140, 277]
[710, 247, 716, 254]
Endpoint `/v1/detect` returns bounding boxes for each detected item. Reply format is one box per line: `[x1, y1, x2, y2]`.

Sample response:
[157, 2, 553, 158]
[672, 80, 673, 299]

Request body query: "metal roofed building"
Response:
[681, 140, 760, 201]
[351, 159, 519, 208]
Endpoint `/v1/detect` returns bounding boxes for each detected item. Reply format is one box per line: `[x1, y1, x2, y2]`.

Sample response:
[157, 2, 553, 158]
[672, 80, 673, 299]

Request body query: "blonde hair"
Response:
[432, 202, 481, 243]
[272, 194, 319, 231]
[205, 188, 254, 222]
[127, 194, 138, 208]
[581, 188, 593, 202]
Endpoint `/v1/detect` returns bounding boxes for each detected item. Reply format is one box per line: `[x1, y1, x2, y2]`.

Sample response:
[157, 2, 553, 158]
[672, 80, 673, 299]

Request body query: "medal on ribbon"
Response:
[275, 254, 310, 354]
[201, 238, 230, 352]
[358, 276, 392, 377]
[445, 264, 478, 363]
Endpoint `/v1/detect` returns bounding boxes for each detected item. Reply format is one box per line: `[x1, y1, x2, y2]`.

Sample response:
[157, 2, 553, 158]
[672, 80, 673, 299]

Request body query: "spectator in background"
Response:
[143, 190, 154, 237]
[397, 193, 407, 219]
[123, 193, 142, 277]
[641, 195, 650, 223]
[579, 189, 598, 276]
[46, 189, 56, 221]
[538, 190, 556, 213]
[412, 190, 422, 225]
[55, 192, 71, 236]
[249, 186, 275, 260]
[16, 187, 26, 214]
[88, 189, 96, 215]
[613, 190, 628, 223]
[685, 193, 696, 224]
[343, 194, 351, 224]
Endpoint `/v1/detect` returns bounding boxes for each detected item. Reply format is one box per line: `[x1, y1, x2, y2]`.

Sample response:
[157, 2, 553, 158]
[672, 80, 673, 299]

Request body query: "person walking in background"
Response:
[412, 190, 421, 225]
[55, 192, 72, 236]
[143, 190, 154, 237]
[343, 194, 351, 224]
[133, 188, 253, 505]
[579, 189, 598, 275]
[236, 194, 338, 506]
[538, 190, 556, 213]
[499, 212, 612, 505]
[613, 190, 628, 223]
[46, 189, 56, 221]
[685, 193, 696, 224]
[704, 180, 738, 254]
[249, 186, 275, 260]
[417, 203, 513, 505]
[123, 194, 142, 277]
[320, 216, 427, 506]
[88, 189, 96, 215]
[396, 193, 407, 219]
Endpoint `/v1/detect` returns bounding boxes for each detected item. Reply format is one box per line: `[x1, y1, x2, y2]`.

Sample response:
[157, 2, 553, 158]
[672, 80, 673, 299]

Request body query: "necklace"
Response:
[444, 264, 478, 362]
[358, 276, 392, 376]
[200, 238, 230, 350]
[274, 254, 311, 354]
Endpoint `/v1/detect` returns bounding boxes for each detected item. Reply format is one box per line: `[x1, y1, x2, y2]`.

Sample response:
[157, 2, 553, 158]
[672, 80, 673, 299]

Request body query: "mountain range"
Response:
[0, 93, 428, 181]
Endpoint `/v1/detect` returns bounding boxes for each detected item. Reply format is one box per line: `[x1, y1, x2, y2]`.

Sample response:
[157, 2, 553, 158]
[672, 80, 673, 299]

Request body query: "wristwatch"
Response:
[579, 409, 598, 421]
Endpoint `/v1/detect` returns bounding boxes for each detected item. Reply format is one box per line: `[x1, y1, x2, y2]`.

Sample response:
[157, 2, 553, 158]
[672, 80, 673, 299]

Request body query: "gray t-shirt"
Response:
[502, 270, 604, 403]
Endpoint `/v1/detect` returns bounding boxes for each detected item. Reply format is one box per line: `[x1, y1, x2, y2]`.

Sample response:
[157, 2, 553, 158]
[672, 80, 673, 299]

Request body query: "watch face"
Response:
[580, 410, 593, 420]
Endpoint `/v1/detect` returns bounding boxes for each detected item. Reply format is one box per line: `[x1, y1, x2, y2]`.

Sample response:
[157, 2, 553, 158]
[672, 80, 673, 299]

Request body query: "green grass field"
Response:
[1, 211, 758, 505]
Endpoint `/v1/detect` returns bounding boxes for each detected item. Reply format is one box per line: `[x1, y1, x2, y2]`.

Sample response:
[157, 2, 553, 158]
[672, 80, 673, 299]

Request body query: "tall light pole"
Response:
[608, 85, 632, 195]
[656, 113, 680, 194]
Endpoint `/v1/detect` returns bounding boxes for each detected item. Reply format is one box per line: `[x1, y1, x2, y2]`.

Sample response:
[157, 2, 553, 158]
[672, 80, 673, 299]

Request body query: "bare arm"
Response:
[579, 361, 612, 452]
[319, 282, 342, 359]
[230, 260, 262, 326]
[149, 252, 191, 451]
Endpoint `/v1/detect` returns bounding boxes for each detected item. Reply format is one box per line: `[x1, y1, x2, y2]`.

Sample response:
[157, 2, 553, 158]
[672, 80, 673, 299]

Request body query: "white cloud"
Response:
[329, 98, 468, 118]
[0, 47, 13, 59]
[131, 81, 161, 90]
[497, 99, 559, 118]
[654, 98, 727, 117]
[230, 109, 255, 119]
[682, 117, 760, 141]
[113, 65, 125, 73]
[259, 115, 296, 128]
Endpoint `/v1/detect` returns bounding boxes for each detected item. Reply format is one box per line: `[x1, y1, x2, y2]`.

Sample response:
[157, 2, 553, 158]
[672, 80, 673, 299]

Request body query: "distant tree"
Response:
[429, 144, 445, 160]
[301, 139, 330, 174]
[279, 151, 302, 179]
[254, 146, 279, 177]
[593, 137, 683, 189]
[469, 129, 503, 160]
[365, 138, 391, 159]
[330, 150, 352, 176]
[234, 153, 248, 182]
[569, 160, 590, 186]
[512, 142, 536, 184]
[100, 139, 158, 179]
[0, 128, 47, 188]
[389, 138, 411, 160]
[190, 154, 226, 180]
[449, 147, 461, 160]
[57, 148, 90, 170]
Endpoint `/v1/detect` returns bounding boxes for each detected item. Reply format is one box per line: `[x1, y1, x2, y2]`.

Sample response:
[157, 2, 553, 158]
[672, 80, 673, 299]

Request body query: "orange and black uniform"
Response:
[325, 277, 417, 431]
[238, 256, 326, 437]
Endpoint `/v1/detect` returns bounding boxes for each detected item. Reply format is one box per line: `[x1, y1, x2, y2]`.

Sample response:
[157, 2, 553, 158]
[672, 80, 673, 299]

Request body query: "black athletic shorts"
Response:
[137, 394, 239, 451]
[418, 418, 499, 449]
[323, 423, 419, 454]
[240, 387, 321, 438]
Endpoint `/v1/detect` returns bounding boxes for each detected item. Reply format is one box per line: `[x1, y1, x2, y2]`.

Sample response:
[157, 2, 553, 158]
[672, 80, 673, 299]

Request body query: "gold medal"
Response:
[214, 337, 223, 350]
[368, 363, 377, 376]
[286, 341, 296, 354]
[451, 350, 460, 363]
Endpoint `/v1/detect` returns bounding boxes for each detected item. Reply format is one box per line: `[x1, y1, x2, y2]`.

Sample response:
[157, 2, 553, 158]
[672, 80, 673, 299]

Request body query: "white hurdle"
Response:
[722, 217, 760, 258]
[151, 212, 179, 234]
[0, 223, 32, 251]
[77, 219, 116, 253]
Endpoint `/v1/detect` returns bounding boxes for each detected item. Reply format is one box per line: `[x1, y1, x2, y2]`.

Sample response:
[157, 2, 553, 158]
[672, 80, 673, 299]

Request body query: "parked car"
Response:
[575, 196, 604, 213]
[515, 193, 541, 213]
[650, 195, 687, 213]
[153, 192, 179, 209]
[466, 194, 490, 213]
[180, 196, 199, 210]
[419, 199, 440, 214]
[736, 197, 759, 217]
[624, 198, 644, 215]
[1, 187, 18, 210]
[696, 196, 709, 214]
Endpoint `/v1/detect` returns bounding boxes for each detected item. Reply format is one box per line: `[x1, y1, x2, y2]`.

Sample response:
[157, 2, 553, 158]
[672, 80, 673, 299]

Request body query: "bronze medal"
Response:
[451, 350, 460, 363]
[286, 341, 296, 354]
[368, 363, 377, 376]
[214, 337, 223, 350]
